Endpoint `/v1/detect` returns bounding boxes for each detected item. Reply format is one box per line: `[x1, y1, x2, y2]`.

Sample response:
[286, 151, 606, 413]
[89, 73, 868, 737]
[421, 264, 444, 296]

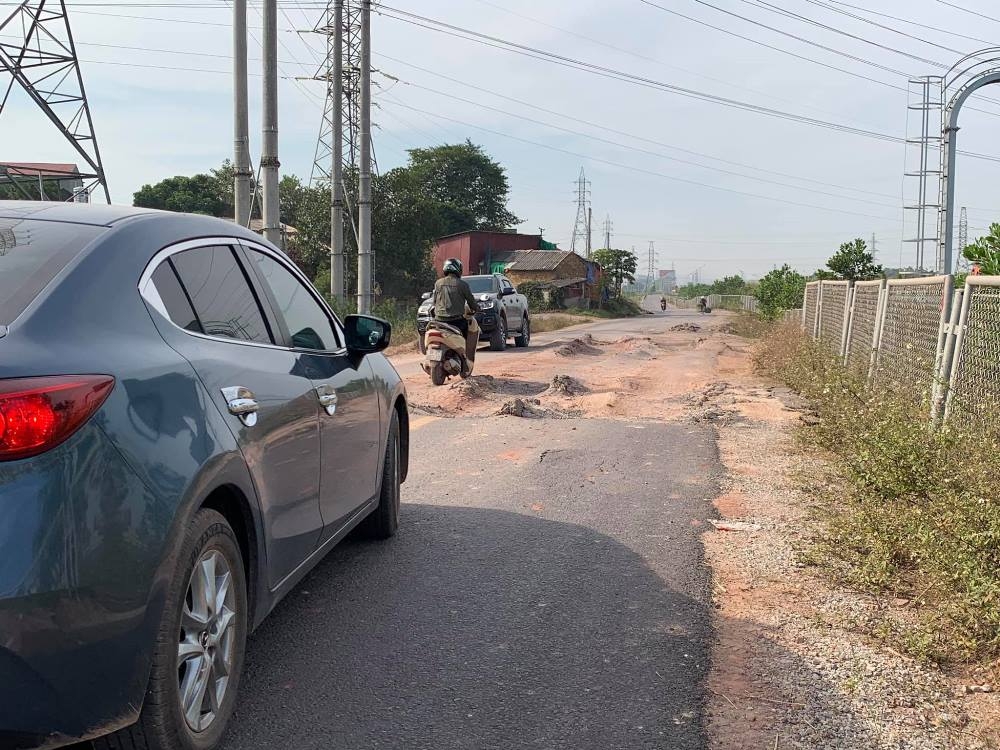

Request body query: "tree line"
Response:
[132, 140, 520, 304]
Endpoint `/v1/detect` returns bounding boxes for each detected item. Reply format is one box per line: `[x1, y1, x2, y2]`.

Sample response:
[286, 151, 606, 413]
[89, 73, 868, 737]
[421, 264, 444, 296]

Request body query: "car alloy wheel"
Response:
[178, 550, 237, 733]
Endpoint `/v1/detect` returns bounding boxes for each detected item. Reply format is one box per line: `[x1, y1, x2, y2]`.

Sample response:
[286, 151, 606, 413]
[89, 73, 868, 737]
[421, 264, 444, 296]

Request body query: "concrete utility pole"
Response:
[233, 0, 252, 227]
[586, 207, 592, 258]
[261, 0, 281, 247]
[331, 0, 345, 300]
[356, 0, 373, 313]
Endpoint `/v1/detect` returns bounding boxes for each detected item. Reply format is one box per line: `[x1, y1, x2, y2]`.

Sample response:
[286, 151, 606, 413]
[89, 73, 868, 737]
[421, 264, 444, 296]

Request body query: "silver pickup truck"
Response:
[417, 273, 531, 352]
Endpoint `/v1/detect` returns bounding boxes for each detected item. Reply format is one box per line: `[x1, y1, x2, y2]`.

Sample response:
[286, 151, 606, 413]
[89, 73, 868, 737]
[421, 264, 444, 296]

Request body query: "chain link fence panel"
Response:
[946, 279, 1000, 424]
[803, 282, 819, 336]
[844, 280, 883, 376]
[818, 281, 850, 353]
[872, 276, 950, 397]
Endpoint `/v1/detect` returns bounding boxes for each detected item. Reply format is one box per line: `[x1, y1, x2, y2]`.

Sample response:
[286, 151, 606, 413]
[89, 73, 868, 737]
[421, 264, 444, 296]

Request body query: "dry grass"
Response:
[756, 324, 1000, 663]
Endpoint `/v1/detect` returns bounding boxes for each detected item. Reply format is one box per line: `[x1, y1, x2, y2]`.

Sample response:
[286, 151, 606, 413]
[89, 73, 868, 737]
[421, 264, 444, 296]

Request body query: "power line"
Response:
[936, 0, 1000, 25]
[375, 5, 908, 144]
[378, 96, 901, 222]
[827, 0, 996, 47]
[378, 69, 903, 210]
[375, 7, 1000, 164]
[376, 52, 903, 201]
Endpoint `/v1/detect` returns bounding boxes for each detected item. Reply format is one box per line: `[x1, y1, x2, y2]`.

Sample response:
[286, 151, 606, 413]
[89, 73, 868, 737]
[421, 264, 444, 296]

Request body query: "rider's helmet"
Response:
[443, 258, 463, 277]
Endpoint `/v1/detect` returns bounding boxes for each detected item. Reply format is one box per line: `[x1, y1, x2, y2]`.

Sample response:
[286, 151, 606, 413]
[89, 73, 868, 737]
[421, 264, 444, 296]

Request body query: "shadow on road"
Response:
[221, 504, 710, 750]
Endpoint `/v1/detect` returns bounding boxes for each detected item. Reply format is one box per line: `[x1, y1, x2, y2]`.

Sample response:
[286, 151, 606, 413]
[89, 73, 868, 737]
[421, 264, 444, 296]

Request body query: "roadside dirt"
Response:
[390, 311, 997, 749]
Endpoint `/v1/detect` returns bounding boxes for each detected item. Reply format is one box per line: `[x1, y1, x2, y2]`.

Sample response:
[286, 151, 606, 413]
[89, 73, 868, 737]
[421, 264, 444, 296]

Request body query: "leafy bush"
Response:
[754, 264, 806, 320]
[517, 281, 564, 311]
[756, 326, 1000, 662]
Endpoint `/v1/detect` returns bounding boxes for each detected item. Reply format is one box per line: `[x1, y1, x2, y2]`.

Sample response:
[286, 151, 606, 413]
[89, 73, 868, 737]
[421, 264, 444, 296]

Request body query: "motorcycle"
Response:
[660, 298, 667, 311]
[697, 300, 712, 314]
[421, 312, 480, 386]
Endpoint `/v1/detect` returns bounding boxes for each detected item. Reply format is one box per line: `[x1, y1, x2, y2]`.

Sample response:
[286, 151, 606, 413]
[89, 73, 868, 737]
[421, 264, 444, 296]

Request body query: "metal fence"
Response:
[844, 280, 883, 376]
[799, 275, 1000, 424]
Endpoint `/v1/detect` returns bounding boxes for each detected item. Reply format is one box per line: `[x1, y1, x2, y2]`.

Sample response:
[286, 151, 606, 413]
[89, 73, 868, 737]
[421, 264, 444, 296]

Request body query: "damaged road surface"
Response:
[214, 303, 732, 750]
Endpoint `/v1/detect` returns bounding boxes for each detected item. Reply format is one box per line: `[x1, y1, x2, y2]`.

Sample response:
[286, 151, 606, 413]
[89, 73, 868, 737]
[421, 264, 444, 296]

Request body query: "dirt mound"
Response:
[495, 398, 576, 419]
[547, 374, 588, 396]
[670, 323, 701, 332]
[555, 334, 602, 357]
[449, 375, 497, 399]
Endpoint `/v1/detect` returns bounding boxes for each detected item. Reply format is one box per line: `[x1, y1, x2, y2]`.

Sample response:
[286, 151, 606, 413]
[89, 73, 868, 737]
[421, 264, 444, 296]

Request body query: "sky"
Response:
[2, 0, 1000, 282]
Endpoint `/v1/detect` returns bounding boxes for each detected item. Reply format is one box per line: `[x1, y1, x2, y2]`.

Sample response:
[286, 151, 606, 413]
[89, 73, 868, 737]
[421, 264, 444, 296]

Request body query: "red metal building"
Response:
[431, 230, 543, 276]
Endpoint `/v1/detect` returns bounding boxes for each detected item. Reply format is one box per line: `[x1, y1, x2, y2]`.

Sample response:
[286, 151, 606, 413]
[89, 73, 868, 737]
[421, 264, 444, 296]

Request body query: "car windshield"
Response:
[464, 276, 495, 294]
[0, 218, 103, 324]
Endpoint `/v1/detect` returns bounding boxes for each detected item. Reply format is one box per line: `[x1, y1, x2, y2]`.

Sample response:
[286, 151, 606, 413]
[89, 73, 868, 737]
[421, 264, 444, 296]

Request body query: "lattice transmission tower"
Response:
[0, 0, 109, 202]
[956, 206, 969, 272]
[570, 167, 590, 256]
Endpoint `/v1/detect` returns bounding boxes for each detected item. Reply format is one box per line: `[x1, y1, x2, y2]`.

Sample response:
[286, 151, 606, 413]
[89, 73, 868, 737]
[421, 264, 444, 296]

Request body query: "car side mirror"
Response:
[421, 291, 432, 301]
[344, 314, 391, 354]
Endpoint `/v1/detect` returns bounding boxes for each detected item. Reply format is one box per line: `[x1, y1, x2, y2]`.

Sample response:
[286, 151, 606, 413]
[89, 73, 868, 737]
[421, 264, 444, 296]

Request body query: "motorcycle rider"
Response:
[660, 296, 667, 311]
[698, 295, 708, 312]
[433, 258, 481, 373]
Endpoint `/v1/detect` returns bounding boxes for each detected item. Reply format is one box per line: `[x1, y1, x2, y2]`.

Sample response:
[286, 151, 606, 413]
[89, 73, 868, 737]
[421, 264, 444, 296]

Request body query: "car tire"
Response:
[489, 316, 507, 351]
[95, 509, 248, 750]
[514, 316, 530, 348]
[359, 410, 401, 540]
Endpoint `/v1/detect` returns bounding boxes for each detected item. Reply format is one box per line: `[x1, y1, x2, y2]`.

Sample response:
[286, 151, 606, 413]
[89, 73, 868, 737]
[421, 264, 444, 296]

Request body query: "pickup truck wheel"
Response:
[489, 316, 507, 351]
[514, 316, 530, 348]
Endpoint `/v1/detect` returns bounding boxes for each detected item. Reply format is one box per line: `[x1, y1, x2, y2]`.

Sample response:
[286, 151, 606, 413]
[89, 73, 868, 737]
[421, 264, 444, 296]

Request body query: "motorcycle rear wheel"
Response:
[430, 362, 446, 386]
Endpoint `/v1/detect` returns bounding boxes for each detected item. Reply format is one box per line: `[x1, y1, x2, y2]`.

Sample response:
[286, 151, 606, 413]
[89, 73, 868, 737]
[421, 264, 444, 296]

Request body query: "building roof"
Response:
[433, 229, 541, 243]
[506, 249, 577, 272]
[0, 162, 81, 178]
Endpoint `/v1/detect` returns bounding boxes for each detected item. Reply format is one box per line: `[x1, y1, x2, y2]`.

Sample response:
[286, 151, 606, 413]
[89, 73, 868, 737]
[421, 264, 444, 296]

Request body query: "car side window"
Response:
[169, 245, 272, 344]
[248, 250, 341, 351]
[150, 261, 203, 334]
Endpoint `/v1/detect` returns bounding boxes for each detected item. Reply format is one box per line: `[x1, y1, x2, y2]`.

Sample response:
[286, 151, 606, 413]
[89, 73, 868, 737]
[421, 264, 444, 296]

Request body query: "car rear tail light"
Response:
[0, 375, 115, 461]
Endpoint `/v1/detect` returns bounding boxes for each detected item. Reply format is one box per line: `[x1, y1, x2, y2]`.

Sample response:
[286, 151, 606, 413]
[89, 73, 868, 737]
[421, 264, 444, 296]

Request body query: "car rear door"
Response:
[140, 241, 323, 589]
[500, 276, 521, 323]
[239, 242, 382, 540]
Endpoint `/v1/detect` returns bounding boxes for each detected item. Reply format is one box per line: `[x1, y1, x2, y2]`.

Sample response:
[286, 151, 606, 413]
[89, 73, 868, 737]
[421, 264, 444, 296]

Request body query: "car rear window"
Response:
[465, 276, 495, 294]
[0, 218, 104, 324]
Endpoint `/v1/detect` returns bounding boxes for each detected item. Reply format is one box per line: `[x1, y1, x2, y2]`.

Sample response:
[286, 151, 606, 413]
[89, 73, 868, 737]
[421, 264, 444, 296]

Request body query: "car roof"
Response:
[0, 200, 162, 226]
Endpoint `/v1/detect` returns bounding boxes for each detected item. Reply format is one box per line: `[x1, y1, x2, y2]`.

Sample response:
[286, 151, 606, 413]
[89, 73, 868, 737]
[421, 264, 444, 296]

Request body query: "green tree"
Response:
[962, 222, 1000, 274]
[592, 248, 638, 299]
[405, 140, 520, 231]
[677, 282, 711, 299]
[755, 264, 806, 320]
[710, 274, 747, 295]
[823, 238, 883, 280]
[133, 173, 229, 216]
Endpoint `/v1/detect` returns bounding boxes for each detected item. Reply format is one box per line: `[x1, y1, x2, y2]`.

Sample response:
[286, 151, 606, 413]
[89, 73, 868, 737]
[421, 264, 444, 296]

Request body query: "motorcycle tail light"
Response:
[0, 376, 115, 461]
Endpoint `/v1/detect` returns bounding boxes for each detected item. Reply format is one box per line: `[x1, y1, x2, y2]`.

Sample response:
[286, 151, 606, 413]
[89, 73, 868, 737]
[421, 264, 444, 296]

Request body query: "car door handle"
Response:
[222, 386, 259, 426]
[315, 385, 338, 416]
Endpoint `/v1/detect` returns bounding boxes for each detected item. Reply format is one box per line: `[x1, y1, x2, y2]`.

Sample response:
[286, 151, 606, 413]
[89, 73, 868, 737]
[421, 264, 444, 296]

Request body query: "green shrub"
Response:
[756, 325, 1000, 662]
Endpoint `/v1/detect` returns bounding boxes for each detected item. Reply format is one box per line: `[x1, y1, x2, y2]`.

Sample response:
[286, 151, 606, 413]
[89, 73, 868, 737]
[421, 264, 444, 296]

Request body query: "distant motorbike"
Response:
[421, 312, 480, 386]
[660, 298, 667, 311]
[697, 299, 712, 314]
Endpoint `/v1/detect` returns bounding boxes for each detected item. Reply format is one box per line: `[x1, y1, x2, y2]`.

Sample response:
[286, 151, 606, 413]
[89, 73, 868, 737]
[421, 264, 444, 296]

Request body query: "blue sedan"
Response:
[0, 202, 408, 750]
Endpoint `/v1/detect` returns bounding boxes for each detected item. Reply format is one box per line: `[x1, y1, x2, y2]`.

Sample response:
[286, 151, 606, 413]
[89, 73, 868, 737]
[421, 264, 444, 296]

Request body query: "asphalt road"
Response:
[218, 311, 722, 749]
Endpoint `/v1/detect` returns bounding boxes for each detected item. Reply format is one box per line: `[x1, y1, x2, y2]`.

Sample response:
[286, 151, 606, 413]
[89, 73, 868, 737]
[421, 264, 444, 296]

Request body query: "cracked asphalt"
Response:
[219, 367, 721, 749]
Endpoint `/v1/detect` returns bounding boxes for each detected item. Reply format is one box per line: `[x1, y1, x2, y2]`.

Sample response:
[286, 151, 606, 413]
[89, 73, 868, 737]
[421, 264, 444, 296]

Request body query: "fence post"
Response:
[869, 280, 889, 382]
[929, 275, 955, 421]
[935, 285, 963, 422]
[944, 280, 974, 422]
[839, 281, 854, 360]
[814, 281, 824, 340]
